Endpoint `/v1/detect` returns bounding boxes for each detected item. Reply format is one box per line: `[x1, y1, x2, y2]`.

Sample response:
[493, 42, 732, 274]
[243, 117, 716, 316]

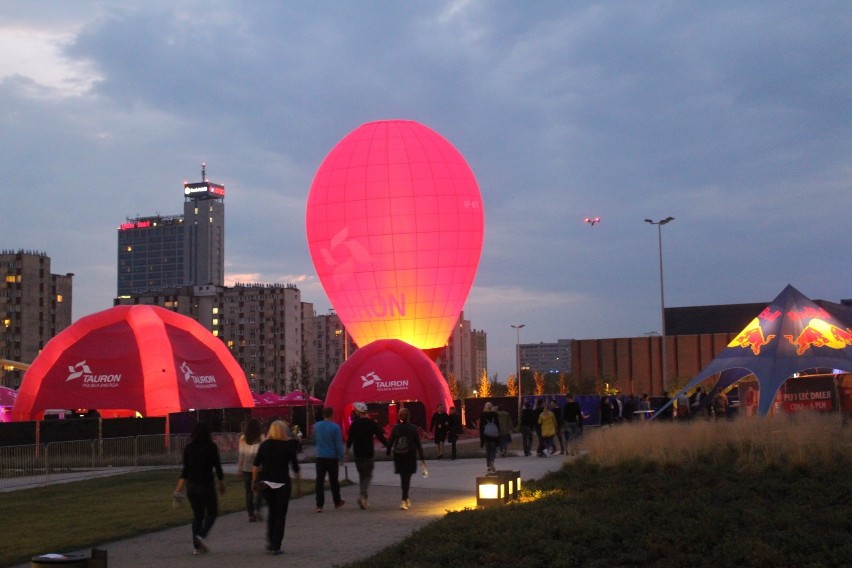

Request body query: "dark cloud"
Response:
[2, 1, 849, 378]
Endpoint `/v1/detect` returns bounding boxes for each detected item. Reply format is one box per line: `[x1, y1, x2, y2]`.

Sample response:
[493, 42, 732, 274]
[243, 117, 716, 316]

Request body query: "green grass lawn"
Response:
[0, 469, 317, 567]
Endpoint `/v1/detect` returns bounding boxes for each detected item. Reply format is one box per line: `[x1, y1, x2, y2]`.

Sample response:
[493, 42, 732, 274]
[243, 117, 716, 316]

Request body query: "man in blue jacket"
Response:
[313, 406, 345, 512]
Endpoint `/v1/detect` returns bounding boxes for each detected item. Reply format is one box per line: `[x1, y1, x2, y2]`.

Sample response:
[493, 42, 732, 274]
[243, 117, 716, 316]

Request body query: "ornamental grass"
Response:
[346, 413, 852, 568]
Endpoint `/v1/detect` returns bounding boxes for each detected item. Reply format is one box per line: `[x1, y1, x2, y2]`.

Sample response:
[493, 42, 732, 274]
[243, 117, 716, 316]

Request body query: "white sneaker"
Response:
[194, 536, 209, 554]
[400, 499, 410, 510]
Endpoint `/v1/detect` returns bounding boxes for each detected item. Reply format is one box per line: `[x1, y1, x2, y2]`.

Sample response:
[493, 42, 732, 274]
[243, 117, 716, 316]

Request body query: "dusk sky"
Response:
[2, 1, 850, 381]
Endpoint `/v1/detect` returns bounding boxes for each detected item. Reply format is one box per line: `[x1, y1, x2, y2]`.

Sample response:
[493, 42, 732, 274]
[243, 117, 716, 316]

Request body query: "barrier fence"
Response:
[0, 433, 240, 491]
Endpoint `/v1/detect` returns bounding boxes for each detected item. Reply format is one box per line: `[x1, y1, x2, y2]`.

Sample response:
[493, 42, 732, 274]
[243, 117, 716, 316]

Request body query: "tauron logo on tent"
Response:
[66, 360, 122, 388]
[180, 361, 218, 389]
[360, 371, 409, 391]
[67, 361, 92, 381]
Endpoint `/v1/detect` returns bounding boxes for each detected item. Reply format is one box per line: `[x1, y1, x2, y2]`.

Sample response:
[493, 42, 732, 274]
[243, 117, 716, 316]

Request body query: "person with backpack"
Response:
[386, 407, 426, 510]
[479, 402, 500, 472]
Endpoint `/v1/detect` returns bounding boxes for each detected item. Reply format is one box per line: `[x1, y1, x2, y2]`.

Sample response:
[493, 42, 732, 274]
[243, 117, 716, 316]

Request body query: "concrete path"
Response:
[19, 451, 568, 568]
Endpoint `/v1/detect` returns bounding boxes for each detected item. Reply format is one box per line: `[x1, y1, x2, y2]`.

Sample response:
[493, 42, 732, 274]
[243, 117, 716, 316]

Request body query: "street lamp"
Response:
[644, 217, 674, 394]
[511, 324, 525, 418]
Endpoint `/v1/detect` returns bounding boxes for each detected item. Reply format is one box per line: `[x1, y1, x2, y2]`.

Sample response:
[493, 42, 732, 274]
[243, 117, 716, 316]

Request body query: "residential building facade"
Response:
[0, 250, 73, 387]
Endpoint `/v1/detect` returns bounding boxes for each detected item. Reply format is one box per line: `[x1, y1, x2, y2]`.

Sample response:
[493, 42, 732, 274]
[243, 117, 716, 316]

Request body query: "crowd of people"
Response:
[177, 391, 731, 557]
[174, 402, 440, 557]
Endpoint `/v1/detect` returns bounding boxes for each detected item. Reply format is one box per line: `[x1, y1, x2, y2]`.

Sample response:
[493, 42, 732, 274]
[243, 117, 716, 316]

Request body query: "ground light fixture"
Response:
[476, 470, 521, 507]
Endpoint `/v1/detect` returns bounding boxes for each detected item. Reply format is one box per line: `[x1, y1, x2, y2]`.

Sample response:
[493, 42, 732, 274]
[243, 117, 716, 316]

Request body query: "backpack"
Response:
[484, 418, 499, 438]
[393, 428, 410, 454]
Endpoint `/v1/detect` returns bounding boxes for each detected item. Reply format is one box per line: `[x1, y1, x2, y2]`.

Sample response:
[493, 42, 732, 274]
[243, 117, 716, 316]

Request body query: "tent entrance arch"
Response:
[324, 339, 453, 438]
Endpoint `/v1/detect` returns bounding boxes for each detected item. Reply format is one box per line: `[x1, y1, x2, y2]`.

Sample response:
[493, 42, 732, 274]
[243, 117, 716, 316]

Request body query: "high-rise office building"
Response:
[117, 165, 224, 297]
[0, 250, 73, 387]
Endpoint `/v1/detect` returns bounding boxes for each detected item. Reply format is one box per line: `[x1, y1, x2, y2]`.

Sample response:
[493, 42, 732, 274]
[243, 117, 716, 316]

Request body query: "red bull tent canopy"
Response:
[11, 305, 255, 421]
[659, 284, 852, 417]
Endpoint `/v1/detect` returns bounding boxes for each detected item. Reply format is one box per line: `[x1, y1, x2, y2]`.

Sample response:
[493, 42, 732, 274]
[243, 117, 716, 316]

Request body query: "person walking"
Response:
[346, 402, 388, 510]
[313, 406, 346, 512]
[538, 401, 557, 456]
[447, 405, 463, 460]
[562, 394, 583, 456]
[533, 399, 545, 456]
[549, 399, 565, 454]
[236, 418, 265, 522]
[520, 401, 536, 456]
[251, 420, 301, 556]
[429, 403, 450, 459]
[496, 405, 513, 458]
[713, 390, 730, 420]
[173, 422, 226, 555]
[386, 407, 426, 510]
[479, 402, 500, 472]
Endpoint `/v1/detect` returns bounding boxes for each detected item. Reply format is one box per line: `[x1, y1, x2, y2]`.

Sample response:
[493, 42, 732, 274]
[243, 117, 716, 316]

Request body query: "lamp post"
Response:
[511, 324, 525, 418]
[644, 217, 674, 394]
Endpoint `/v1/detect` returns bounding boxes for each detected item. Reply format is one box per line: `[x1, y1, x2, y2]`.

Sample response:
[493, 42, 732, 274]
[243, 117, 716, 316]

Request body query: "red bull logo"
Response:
[728, 318, 776, 355]
[784, 318, 852, 355]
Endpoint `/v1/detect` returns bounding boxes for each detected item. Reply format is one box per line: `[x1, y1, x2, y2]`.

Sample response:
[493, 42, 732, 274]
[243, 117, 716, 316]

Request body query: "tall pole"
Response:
[645, 217, 674, 394]
[511, 324, 525, 418]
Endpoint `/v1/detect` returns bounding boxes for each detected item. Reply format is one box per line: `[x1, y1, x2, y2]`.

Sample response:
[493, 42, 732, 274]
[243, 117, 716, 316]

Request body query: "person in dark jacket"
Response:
[447, 405, 463, 460]
[252, 420, 301, 556]
[479, 402, 500, 472]
[520, 401, 537, 456]
[386, 407, 426, 510]
[562, 393, 583, 456]
[346, 402, 388, 509]
[173, 422, 225, 555]
[429, 403, 450, 459]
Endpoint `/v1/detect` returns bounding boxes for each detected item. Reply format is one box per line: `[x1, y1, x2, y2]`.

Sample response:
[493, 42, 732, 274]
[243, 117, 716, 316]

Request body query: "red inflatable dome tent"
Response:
[11, 305, 255, 421]
[324, 339, 453, 438]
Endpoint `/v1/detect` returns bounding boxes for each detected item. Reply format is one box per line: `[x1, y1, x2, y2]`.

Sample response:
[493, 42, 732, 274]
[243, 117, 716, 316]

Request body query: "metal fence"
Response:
[0, 433, 240, 491]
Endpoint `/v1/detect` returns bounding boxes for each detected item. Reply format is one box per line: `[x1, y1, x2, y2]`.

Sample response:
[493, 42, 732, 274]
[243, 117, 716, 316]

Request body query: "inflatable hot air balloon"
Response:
[306, 120, 485, 350]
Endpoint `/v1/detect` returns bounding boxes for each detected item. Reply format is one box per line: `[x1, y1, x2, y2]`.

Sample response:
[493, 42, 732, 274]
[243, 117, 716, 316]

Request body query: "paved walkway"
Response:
[19, 451, 567, 568]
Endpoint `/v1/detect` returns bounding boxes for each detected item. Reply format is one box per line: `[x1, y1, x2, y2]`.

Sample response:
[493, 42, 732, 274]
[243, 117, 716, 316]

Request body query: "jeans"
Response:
[241, 471, 263, 516]
[448, 433, 458, 459]
[521, 426, 534, 455]
[315, 457, 342, 508]
[186, 482, 217, 546]
[400, 472, 413, 500]
[354, 456, 375, 498]
[263, 484, 292, 551]
[485, 438, 498, 469]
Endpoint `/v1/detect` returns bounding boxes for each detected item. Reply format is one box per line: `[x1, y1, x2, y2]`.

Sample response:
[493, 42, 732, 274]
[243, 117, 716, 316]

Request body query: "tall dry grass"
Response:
[580, 412, 852, 472]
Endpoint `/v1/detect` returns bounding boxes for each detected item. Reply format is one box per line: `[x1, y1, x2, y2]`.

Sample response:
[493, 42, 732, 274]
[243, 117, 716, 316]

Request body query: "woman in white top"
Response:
[237, 418, 265, 521]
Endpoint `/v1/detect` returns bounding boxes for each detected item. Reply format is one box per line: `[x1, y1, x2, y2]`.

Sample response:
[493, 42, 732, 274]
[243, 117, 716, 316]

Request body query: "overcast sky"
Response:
[2, 1, 850, 381]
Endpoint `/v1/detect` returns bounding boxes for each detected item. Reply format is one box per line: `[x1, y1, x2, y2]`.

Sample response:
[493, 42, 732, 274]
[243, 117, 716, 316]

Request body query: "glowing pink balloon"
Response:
[306, 120, 485, 350]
